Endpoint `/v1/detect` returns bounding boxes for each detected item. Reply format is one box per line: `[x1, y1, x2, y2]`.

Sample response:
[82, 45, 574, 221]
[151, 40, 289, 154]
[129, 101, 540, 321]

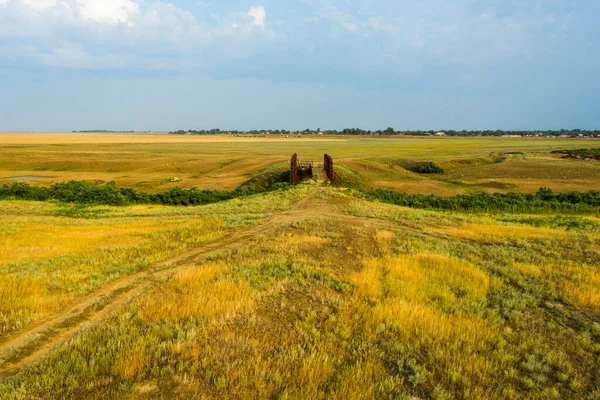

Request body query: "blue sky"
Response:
[0, 0, 598, 131]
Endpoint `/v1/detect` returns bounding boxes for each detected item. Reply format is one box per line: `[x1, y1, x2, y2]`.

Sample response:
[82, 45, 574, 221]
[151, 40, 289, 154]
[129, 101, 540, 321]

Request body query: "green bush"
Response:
[361, 187, 600, 214]
[553, 148, 600, 160]
[414, 162, 444, 174]
[0, 180, 291, 207]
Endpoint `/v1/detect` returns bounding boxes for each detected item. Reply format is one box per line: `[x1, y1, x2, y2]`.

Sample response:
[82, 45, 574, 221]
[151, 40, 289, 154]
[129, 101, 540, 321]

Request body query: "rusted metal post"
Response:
[290, 153, 299, 185]
[324, 154, 334, 180]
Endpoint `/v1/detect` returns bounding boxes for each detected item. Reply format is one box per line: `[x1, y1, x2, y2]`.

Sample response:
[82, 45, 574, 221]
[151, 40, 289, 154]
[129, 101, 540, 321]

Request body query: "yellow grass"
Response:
[351, 252, 499, 342]
[551, 263, 600, 309]
[351, 252, 500, 392]
[0, 275, 60, 316]
[375, 230, 394, 240]
[354, 253, 494, 305]
[513, 260, 600, 309]
[0, 201, 228, 335]
[0, 218, 189, 263]
[139, 262, 255, 321]
[514, 262, 543, 277]
[433, 222, 569, 242]
[564, 274, 600, 309]
[0, 133, 343, 145]
[373, 299, 496, 343]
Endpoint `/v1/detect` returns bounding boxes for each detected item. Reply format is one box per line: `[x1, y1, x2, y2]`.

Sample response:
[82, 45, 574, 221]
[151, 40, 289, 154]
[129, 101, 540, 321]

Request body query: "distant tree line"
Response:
[0, 181, 288, 207]
[170, 128, 600, 138]
[72, 130, 145, 133]
[361, 187, 600, 214]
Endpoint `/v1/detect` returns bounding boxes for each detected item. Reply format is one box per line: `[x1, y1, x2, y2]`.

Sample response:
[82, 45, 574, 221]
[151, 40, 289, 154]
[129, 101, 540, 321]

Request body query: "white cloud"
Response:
[22, 0, 56, 11]
[304, 0, 360, 32]
[37, 42, 130, 68]
[247, 5, 265, 27]
[11, 0, 140, 24]
[75, 0, 139, 25]
[301, 0, 576, 70]
[0, 1, 274, 69]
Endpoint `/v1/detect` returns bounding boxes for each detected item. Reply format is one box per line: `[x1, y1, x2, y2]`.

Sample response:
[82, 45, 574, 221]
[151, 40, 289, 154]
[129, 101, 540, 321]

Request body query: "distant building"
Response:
[435, 131, 446, 137]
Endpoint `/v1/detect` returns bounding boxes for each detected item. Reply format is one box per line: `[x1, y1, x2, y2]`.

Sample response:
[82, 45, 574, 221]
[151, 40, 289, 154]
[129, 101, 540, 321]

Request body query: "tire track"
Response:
[0, 190, 316, 381]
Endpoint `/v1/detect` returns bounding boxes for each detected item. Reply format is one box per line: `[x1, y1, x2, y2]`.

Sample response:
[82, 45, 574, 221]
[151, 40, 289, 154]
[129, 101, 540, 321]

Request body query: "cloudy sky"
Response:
[0, 0, 598, 131]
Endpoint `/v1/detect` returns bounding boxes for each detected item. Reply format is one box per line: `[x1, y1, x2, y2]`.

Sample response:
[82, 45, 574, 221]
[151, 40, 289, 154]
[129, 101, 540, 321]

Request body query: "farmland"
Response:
[1, 133, 599, 194]
[0, 133, 599, 399]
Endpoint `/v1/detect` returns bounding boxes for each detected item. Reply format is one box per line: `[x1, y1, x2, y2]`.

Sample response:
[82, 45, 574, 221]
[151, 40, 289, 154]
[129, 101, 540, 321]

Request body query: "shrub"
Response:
[414, 162, 444, 174]
[0, 181, 277, 207]
[360, 187, 600, 214]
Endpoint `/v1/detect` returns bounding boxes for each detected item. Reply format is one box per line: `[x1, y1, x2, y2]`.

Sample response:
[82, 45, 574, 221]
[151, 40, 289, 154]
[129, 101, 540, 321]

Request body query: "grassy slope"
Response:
[1, 134, 599, 194]
[0, 185, 599, 399]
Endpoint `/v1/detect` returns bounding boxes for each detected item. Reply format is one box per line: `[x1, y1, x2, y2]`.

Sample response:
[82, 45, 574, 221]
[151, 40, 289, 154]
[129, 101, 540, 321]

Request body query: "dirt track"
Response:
[0, 189, 323, 381]
[0, 185, 413, 381]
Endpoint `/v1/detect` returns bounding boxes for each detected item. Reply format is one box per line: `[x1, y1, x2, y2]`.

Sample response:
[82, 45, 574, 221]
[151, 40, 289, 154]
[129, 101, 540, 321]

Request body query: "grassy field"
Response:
[1, 133, 600, 195]
[0, 183, 599, 399]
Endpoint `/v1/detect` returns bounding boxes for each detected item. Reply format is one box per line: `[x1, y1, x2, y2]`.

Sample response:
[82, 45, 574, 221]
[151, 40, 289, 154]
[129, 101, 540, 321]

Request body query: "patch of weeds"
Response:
[222, 214, 264, 227]
[316, 231, 341, 239]
[47, 281, 62, 291]
[310, 269, 351, 292]
[394, 160, 444, 174]
[232, 259, 351, 292]
[435, 178, 516, 190]
[478, 181, 518, 190]
[53, 204, 109, 219]
[288, 221, 307, 229]
[499, 215, 599, 231]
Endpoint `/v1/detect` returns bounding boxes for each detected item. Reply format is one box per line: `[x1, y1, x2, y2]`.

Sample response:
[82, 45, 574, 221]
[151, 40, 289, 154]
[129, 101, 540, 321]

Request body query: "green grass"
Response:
[0, 186, 599, 399]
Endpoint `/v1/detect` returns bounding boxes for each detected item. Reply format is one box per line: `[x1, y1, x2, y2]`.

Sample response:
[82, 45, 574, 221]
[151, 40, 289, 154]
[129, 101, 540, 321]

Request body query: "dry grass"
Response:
[561, 264, 600, 308]
[0, 205, 230, 336]
[2, 133, 599, 193]
[432, 222, 569, 242]
[0, 133, 342, 145]
[0, 186, 599, 399]
[139, 262, 255, 321]
[514, 260, 600, 308]
[349, 252, 499, 392]
[0, 218, 185, 264]
[356, 253, 494, 305]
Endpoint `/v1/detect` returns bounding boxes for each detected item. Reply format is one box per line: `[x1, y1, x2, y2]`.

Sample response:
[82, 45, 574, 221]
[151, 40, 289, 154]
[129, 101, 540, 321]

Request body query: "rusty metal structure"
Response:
[290, 153, 334, 185]
[290, 153, 299, 184]
[324, 154, 334, 181]
[290, 154, 314, 184]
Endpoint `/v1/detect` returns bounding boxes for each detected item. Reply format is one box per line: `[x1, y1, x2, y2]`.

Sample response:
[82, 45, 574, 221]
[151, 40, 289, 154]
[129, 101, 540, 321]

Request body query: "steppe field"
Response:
[1, 133, 600, 194]
[0, 133, 599, 399]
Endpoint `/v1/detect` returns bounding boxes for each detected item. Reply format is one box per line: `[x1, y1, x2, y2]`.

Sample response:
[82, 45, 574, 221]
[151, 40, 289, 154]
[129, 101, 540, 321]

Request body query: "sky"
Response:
[0, 0, 599, 131]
